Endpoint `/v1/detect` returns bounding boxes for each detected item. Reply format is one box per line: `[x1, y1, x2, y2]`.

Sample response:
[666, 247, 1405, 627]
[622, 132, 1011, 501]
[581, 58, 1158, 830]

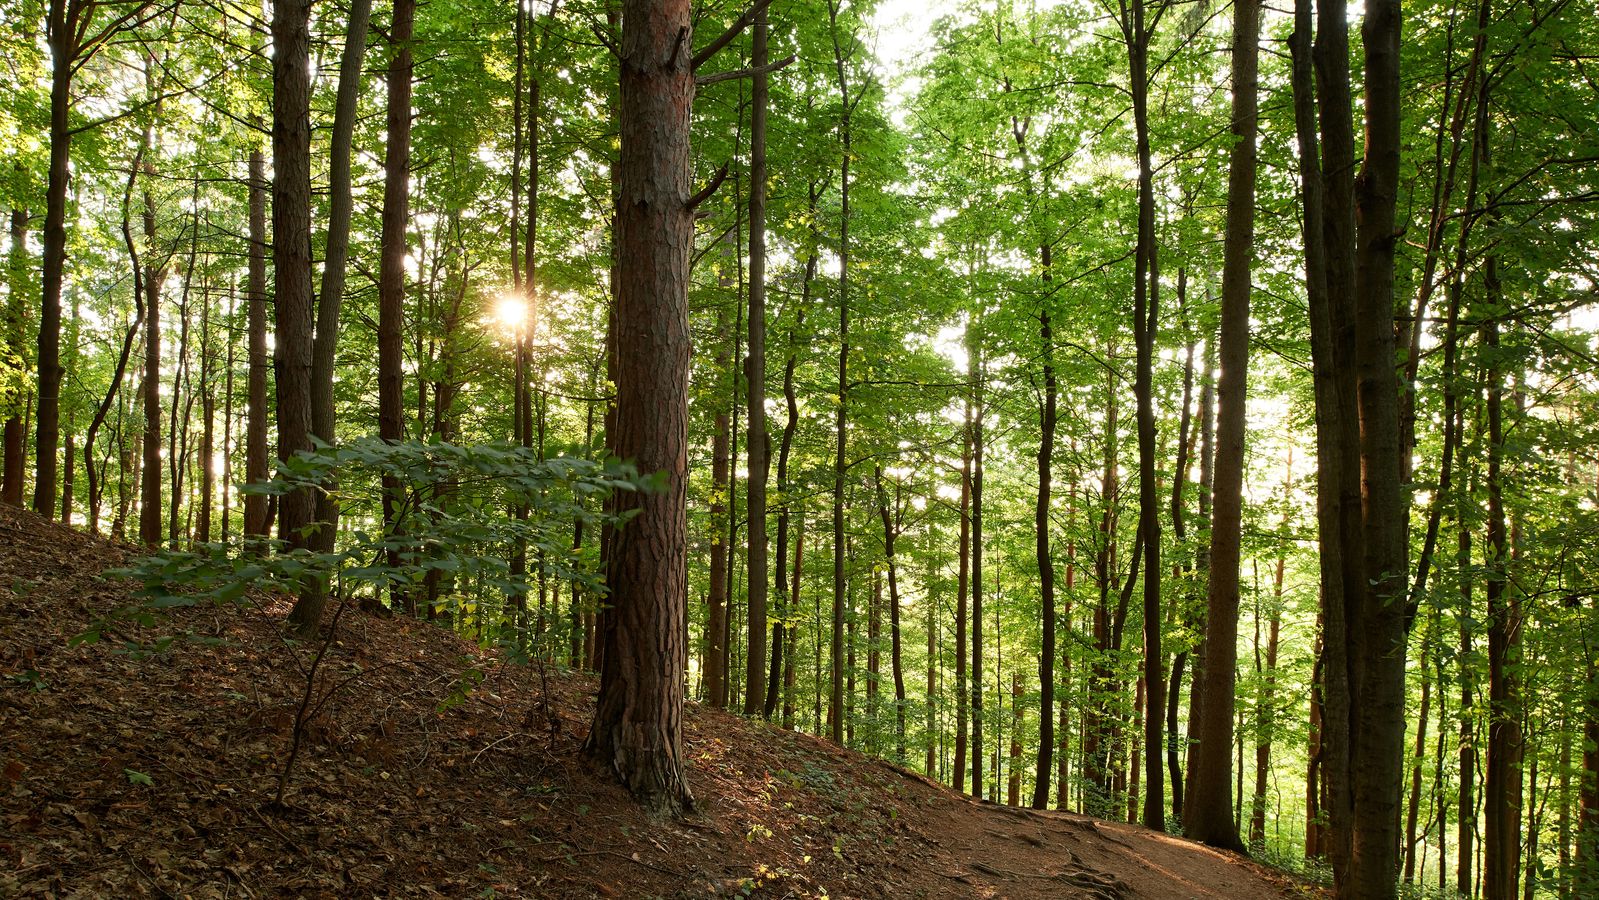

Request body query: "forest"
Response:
[0, 0, 1596, 895]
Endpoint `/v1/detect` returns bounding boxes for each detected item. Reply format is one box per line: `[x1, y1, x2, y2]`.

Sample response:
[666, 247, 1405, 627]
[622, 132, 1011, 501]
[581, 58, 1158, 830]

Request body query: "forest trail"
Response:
[0, 504, 1307, 899]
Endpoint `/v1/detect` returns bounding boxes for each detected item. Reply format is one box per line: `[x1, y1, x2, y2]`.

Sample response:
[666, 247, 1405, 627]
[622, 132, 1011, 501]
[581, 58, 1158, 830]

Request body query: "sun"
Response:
[494, 294, 529, 333]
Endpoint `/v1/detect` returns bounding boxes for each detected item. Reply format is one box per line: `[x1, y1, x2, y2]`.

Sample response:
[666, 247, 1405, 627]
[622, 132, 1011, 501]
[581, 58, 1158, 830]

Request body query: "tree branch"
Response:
[686, 162, 731, 210]
[695, 53, 795, 88]
[690, 0, 776, 71]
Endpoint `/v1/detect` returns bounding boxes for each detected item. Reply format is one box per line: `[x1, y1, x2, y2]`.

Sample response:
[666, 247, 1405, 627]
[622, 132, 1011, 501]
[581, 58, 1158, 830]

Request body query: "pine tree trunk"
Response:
[582, 0, 695, 815]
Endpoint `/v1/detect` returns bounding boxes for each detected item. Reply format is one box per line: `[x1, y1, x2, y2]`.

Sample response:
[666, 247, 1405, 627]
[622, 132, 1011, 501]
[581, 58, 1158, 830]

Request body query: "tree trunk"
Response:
[1183, 0, 1257, 851]
[1345, 0, 1410, 891]
[377, 0, 416, 612]
[827, 0, 852, 746]
[582, 0, 695, 815]
[139, 169, 164, 548]
[1124, 0, 1167, 830]
[768, 232, 814, 716]
[954, 409, 970, 792]
[309, 0, 374, 557]
[875, 467, 907, 762]
[707, 298, 731, 708]
[1404, 611, 1437, 881]
[1483, 297, 1522, 900]
[34, 0, 75, 518]
[274, 0, 319, 632]
[3, 202, 27, 506]
[1033, 263, 1057, 810]
[243, 148, 270, 540]
[969, 321, 985, 800]
[742, 0, 770, 717]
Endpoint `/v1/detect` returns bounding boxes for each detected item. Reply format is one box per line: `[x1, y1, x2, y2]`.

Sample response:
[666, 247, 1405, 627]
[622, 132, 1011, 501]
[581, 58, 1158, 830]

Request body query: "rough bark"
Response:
[582, 0, 696, 816]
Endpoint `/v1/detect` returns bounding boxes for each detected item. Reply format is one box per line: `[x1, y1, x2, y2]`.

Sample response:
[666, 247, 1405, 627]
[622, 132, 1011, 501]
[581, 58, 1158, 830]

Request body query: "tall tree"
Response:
[1184, 0, 1258, 851]
[274, 0, 319, 633]
[742, 0, 770, 717]
[1118, 0, 1166, 830]
[242, 147, 270, 540]
[378, 0, 417, 608]
[308, 0, 374, 556]
[583, 0, 700, 815]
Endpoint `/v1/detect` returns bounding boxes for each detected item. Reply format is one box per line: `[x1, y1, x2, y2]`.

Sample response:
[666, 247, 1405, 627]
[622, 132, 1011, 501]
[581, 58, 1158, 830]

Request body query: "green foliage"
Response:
[80, 438, 654, 649]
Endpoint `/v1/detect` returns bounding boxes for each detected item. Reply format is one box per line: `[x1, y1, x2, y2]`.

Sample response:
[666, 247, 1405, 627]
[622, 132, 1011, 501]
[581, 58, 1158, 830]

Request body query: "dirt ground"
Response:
[0, 503, 1313, 898]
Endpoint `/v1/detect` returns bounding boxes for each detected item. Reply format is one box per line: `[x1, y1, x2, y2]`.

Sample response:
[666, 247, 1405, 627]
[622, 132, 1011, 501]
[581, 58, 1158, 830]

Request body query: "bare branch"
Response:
[695, 53, 795, 88]
[686, 162, 731, 210]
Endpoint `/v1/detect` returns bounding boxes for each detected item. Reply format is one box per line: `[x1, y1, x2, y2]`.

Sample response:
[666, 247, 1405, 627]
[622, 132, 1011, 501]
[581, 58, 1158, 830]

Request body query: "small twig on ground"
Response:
[471, 732, 525, 765]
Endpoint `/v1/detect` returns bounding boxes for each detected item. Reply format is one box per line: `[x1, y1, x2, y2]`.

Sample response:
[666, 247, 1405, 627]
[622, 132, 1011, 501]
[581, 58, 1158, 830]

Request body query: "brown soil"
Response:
[0, 504, 1312, 898]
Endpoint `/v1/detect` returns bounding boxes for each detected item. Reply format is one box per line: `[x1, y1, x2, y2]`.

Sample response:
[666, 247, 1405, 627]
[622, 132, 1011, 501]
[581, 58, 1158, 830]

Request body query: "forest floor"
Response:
[0, 503, 1314, 899]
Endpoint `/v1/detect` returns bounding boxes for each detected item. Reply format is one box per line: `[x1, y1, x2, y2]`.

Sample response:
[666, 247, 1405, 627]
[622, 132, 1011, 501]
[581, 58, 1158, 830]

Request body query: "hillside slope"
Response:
[0, 505, 1306, 899]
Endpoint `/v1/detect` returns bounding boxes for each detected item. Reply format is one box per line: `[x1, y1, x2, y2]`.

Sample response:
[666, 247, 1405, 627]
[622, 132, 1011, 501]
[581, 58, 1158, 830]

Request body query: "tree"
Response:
[1183, 0, 1258, 852]
[273, 0, 318, 632]
[582, 0, 701, 815]
[742, 0, 769, 717]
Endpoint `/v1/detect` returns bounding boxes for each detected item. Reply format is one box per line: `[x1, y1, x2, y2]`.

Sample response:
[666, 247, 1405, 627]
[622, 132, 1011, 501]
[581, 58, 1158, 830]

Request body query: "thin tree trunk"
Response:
[1033, 251, 1057, 810]
[34, 0, 77, 518]
[954, 410, 970, 792]
[1124, 0, 1166, 827]
[969, 320, 985, 800]
[707, 297, 731, 708]
[139, 162, 164, 548]
[242, 149, 270, 540]
[377, 0, 417, 613]
[3, 202, 28, 506]
[827, 0, 853, 746]
[742, 0, 770, 716]
[875, 467, 907, 762]
[275, 0, 320, 632]
[1184, 0, 1257, 850]
[309, 0, 374, 556]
